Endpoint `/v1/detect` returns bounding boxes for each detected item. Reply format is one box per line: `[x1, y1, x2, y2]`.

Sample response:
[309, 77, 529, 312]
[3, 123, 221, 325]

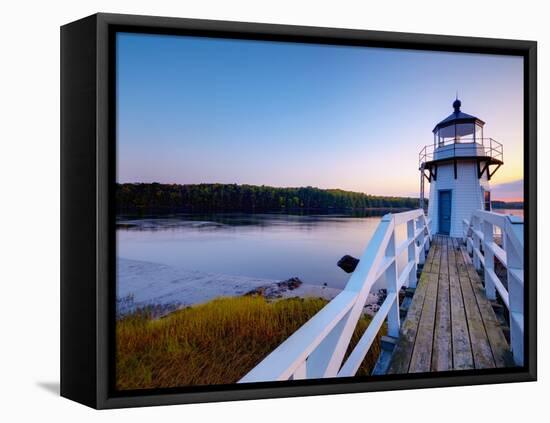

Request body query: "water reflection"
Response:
[493, 208, 524, 218]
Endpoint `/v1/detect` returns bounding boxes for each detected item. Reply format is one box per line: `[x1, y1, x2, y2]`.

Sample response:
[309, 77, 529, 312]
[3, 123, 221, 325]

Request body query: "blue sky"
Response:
[117, 32, 524, 200]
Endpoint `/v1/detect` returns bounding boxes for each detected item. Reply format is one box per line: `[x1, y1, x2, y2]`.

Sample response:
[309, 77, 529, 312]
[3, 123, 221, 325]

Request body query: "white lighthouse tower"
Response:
[419, 99, 503, 237]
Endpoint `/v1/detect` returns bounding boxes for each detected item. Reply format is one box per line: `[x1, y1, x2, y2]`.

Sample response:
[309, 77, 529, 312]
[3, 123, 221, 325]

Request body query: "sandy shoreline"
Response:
[117, 257, 380, 317]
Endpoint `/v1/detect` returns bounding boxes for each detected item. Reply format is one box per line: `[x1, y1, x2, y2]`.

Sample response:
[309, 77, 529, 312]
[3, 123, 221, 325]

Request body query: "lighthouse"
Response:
[419, 99, 503, 237]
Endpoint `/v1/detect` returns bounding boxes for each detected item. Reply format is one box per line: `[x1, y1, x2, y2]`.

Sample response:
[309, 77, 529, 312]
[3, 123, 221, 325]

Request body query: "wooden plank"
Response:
[459, 242, 483, 283]
[409, 273, 439, 372]
[431, 237, 454, 370]
[481, 321, 514, 368]
[387, 271, 430, 374]
[458, 274, 495, 369]
[448, 237, 458, 277]
[454, 242, 495, 369]
[455, 244, 469, 277]
[423, 238, 436, 274]
[471, 282, 513, 367]
[431, 269, 452, 371]
[449, 249, 474, 369]
[461, 247, 514, 368]
[430, 237, 441, 275]
[439, 237, 449, 275]
[438, 236, 444, 266]
[459, 241, 473, 268]
[467, 263, 482, 284]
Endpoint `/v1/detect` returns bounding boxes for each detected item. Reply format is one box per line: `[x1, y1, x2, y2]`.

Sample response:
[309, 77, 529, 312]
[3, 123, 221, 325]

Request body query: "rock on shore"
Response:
[117, 258, 344, 317]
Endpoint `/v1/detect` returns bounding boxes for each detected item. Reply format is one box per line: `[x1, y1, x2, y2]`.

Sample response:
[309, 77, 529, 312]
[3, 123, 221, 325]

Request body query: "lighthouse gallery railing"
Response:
[462, 210, 524, 366]
[239, 209, 431, 383]
[419, 137, 503, 168]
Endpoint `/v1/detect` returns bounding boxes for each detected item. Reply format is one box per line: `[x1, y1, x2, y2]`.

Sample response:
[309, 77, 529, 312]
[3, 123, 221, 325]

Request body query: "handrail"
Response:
[239, 209, 431, 383]
[462, 210, 524, 366]
[419, 138, 503, 168]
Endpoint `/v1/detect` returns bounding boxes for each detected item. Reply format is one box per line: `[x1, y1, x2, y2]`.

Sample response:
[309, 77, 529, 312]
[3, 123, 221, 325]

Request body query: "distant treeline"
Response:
[116, 183, 420, 213]
[492, 200, 524, 210]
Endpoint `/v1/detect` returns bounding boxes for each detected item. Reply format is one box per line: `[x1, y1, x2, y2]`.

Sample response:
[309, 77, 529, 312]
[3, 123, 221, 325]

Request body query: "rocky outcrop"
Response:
[245, 277, 303, 299]
[337, 255, 360, 273]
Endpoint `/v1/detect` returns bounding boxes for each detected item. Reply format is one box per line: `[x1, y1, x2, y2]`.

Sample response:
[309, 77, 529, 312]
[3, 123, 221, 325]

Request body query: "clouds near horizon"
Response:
[490, 179, 524, 202]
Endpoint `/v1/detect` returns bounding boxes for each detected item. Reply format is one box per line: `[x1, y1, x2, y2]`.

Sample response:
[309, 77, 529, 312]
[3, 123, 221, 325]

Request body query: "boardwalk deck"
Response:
[387, 235, 514, 374]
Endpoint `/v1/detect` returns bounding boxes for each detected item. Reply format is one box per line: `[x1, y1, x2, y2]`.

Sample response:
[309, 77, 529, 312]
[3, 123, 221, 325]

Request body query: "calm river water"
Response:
[117, 209, 522, 290]
[117, 213, 389, 289]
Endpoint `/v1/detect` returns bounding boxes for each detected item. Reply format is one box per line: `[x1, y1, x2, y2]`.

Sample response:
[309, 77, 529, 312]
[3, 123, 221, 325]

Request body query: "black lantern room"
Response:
[432, 98, 485, 147]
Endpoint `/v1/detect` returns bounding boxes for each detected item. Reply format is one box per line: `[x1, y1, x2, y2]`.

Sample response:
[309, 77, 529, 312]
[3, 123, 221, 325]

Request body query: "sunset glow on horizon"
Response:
[117, 33, 524, 202]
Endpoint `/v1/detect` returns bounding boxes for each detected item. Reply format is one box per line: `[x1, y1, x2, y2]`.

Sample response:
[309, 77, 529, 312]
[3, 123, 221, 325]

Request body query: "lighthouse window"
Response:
[475, 123, 484, 144]
[484, 190, 491, 211]
[437, 126, 455, 146]
[455, 123, 475, 142]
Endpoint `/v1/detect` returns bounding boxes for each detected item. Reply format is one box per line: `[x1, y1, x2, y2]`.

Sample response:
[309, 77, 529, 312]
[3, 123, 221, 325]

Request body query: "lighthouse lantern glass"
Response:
[436, 125, 455, 147]
[475, 123, 483, 144]
[436, 121, 482, 146]
[454, 122, 475, 142]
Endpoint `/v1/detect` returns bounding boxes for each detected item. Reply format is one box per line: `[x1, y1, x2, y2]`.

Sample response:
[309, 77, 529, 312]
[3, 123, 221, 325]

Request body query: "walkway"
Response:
[387, 235, 513, 373]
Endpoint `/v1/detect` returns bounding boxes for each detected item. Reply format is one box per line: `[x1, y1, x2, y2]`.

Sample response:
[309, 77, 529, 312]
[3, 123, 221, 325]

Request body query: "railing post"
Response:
[407, 218, 417, 288]
[305, 312, 350, 378]
[482, 220, 496, 300]
[462, 219, 470, 246]
[385, 227, 400, 338]
[291, 361, 307, 380]
[418, 216, 426, 266]
[472, 216, 481, 270]
[466, 221, 473, 255]
[305, 215, 396, 378]
[506, 218, 524, 366]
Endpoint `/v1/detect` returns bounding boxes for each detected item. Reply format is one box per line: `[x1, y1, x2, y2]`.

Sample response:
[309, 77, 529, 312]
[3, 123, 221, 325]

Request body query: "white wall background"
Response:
[0, 1, 547, 421]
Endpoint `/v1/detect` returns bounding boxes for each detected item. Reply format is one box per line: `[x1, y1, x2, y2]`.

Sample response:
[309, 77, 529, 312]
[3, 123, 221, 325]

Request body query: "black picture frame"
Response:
[61, 12, 537, 409]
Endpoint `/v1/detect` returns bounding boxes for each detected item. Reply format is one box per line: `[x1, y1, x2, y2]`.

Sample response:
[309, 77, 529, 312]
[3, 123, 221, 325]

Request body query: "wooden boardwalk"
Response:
[387, 235, 513, 373]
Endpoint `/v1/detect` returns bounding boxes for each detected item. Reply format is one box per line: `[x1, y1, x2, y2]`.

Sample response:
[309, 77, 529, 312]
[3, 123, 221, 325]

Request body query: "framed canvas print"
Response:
[60, 13, 537, 409]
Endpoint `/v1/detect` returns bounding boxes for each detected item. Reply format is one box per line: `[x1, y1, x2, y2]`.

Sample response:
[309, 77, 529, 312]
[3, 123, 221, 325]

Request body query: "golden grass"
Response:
[116, 296, 382, 390]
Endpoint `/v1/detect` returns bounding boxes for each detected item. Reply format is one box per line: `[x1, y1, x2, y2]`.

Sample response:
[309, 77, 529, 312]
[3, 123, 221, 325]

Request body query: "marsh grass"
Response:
[116, 296, 382, 390]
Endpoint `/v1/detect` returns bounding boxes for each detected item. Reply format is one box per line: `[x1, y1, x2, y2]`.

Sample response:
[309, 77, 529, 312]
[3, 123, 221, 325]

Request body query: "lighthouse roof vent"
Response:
[432, 98, 485, 133]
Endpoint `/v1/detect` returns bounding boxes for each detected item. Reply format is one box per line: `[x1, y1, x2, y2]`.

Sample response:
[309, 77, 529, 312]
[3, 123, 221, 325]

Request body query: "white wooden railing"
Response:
[239, 209, 431, 383]
[462, 210, 524, 366]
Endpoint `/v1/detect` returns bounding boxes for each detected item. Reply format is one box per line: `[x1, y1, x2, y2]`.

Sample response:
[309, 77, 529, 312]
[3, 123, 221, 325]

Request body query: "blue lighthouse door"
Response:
[438, 190, 452, 235]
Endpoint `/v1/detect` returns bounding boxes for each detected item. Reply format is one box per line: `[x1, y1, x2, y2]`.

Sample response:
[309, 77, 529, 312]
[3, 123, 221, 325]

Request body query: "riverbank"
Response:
[116, 296, 382, 389]
[117, 257, 355, 318]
